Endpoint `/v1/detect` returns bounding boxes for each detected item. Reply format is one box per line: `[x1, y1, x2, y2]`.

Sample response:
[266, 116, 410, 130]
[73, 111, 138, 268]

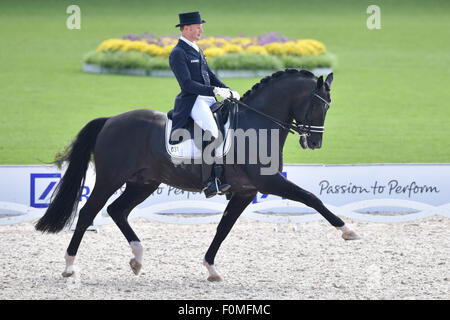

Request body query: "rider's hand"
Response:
[230, 90, 240, 100]
[213, 87, 232, 99]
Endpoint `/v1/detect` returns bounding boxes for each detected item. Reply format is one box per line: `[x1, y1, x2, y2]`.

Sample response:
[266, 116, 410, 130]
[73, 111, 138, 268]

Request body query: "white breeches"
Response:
[190, 95, 219, 139]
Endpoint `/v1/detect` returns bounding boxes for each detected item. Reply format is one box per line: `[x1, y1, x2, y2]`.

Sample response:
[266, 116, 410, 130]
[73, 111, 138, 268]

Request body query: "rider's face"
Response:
[183, 24, 203, 42]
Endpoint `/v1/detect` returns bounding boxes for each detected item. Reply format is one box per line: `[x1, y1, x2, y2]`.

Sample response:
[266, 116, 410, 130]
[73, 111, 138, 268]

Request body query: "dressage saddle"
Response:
[167, 100, 233, 198]
[167, 101, 228, 145]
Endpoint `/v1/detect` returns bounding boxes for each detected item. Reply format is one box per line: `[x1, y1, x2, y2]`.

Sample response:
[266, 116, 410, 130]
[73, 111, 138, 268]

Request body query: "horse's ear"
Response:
[317, 76, 324, 89]
[325, 73, 333, 90]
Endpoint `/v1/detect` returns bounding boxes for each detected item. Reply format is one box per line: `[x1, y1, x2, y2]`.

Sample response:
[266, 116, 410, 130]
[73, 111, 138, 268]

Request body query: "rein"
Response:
[228, 90, 330, 137]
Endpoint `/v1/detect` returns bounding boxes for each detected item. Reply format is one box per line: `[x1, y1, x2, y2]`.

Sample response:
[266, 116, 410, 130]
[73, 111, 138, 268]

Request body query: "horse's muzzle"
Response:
[299, 136, 309, 150]
[299, 136, 321, 150]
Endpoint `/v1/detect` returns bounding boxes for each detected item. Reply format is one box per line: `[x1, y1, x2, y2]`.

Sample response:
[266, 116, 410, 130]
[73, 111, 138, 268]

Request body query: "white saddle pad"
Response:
[165, 118, 232, 159]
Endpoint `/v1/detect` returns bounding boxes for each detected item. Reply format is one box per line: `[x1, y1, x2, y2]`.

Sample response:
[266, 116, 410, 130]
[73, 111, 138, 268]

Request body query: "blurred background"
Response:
[0, 0, 449, 164]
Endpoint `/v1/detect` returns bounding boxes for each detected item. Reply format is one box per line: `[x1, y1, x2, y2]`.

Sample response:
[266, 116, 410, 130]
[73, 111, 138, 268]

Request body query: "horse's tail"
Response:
[35, 117, 109, 233]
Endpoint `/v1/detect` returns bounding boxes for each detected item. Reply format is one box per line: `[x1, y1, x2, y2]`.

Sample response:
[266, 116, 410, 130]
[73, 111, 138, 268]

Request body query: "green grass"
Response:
[0, 0, 449, 164]
[280, 53, 337, 69]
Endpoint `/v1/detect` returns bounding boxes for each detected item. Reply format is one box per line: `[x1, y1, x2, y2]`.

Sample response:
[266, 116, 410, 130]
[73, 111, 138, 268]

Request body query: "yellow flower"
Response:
[282, 41, 301, 56]
[121, 40, 148, 52]
[158, 44, 176, 58]
[95, 35, 328, 61]
[143, 43, 164, 56]
[222, 43, 243, 54]
[212, 38, 228, 47]
[297, 39, 326, 56]
[231, 37, 256, 46]
[197, 38, 213, 49]
[264, 42, 287, 56]
[96, 39, 129, 52]
[203, 47, 226, 59]
[160, 37, 177, 47]
[244, 45, 268, 55]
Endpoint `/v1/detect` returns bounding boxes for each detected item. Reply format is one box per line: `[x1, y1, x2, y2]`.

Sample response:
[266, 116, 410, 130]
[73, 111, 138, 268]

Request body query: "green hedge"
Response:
[84, 51, 169, 70]
[83, 51, 335, 71]
[208, 53, 284, 70]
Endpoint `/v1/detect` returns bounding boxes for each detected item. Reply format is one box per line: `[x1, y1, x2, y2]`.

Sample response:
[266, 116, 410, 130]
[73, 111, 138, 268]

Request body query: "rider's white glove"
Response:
[213, 87, 232, 99]
[231, 90, 240, 100]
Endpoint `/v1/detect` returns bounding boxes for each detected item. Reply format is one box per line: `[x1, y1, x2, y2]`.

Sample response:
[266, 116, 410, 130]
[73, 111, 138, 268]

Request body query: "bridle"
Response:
[293, 89, 331, 137]
[229, 89, 331, 138]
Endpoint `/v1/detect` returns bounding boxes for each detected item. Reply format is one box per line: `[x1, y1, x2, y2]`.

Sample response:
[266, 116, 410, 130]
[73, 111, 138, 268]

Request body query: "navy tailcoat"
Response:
[169, 39, 228, 135]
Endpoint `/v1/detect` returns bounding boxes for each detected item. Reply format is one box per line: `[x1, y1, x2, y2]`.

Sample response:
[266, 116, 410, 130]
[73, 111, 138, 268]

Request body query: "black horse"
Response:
[35, 69, 359, 281]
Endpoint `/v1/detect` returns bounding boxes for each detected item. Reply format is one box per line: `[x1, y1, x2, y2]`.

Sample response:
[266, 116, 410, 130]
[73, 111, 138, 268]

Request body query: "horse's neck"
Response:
[240, 93, 292, 151]
[243, 77, 310, 122]
[240, 76, 314, 149]
[243, 93, 291, 123]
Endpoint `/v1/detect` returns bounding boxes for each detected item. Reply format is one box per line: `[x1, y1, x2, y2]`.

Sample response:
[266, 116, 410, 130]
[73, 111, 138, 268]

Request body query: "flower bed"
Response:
[83, 32, 336, 76]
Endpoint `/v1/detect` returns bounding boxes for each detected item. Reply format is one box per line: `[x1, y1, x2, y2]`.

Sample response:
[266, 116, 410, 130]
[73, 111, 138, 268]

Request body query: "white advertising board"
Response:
[0, 164, 449, 225]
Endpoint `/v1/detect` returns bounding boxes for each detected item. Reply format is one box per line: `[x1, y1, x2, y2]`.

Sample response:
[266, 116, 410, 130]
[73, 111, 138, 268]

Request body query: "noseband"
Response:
[231, 89, 331, 138]
[292, 91, 331, 137]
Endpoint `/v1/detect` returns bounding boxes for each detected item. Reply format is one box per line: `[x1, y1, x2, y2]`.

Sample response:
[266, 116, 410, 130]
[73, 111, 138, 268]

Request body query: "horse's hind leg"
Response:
[203, 190, 257, 282]
[63, 182, 120, 277]
[106, 181, 160, 275]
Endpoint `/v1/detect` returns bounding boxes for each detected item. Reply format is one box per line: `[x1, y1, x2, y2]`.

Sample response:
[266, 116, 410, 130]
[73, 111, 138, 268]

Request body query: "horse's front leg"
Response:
[203, 190, 258, 282]
[251, 172, 359, 240]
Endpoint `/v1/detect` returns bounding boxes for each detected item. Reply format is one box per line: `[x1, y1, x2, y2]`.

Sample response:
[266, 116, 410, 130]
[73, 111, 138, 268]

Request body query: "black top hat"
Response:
[175, 11, 206, 27]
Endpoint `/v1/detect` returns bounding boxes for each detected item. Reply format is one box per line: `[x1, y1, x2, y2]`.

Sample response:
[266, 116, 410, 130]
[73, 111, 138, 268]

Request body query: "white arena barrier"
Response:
[0, 164, 449, 226]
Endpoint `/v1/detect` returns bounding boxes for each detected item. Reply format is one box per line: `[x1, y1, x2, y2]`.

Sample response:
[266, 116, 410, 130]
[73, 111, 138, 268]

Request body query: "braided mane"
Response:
[241, 69, 316, 101]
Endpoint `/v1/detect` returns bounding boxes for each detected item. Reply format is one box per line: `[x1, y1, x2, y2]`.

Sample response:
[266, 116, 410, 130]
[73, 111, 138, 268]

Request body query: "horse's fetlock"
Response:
[130, 241, 143, 264]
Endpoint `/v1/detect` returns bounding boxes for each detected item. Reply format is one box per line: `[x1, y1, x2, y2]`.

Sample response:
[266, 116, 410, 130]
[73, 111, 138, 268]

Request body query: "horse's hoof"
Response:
[342, 231, 360, 241]
[62, 271, 75, 278]
[130, 258, 142, 275]
[207, 274, 223, 282]
[203, 259, 223, 282]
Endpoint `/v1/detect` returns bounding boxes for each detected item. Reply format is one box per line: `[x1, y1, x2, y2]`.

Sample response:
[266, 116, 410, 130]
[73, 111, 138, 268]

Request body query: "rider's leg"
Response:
[190, 95, 219, 140]
[203, 135, 230, 197]
[191, 96, 230, 197]
[191, 96, 218, 197]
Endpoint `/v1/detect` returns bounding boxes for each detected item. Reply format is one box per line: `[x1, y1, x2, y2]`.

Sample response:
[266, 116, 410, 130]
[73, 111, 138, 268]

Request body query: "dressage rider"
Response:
[169, 11, 239, 198]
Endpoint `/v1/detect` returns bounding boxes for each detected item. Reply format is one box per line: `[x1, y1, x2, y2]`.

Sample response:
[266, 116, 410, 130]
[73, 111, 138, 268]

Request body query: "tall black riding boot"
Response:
[201, 137, 231, 198]
[213, 162, 231, 195]
[201, 138, 217, 198]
